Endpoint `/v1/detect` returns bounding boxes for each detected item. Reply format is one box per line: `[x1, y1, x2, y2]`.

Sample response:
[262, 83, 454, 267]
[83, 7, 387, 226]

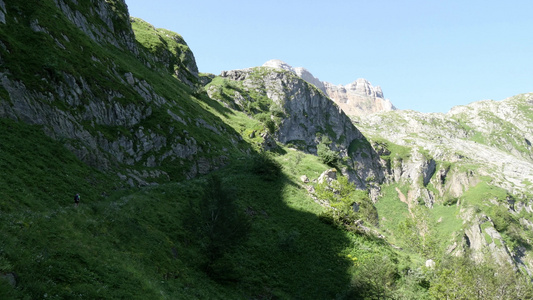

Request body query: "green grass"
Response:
[431, 204, 462, 248]
[0, 119, 115, 212]
[0, 116, 399, 298]
[461, 181, 509, 207]
[374, 183, 411, 242]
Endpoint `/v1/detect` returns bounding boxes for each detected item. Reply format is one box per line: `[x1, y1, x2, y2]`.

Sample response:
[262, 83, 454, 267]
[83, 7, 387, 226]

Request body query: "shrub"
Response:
[317, 142, 338, 166]
[264, 119, 276, 134]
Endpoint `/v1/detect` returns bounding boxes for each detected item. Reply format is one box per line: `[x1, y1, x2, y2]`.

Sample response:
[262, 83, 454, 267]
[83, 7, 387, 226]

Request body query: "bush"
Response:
[264, 119, 276, 134]
[443, 196, 458, 206]
[315, 176, 379, 229]
[317, 142, 338, 166]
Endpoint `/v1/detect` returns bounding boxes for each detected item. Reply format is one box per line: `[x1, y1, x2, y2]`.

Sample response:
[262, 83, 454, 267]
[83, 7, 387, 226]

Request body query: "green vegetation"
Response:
[2, 1, 533, 298]
[317, 136, 339, 166]
[315, 175, 378, 228]
[0, 117, 406, 298]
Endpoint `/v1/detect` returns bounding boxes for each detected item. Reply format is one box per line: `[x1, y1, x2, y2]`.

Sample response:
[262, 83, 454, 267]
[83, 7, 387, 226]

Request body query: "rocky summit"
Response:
[262, 59, 396, 116]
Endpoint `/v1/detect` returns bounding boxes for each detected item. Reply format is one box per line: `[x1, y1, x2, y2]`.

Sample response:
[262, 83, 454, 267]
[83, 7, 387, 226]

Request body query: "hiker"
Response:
[74, 193, 80, 207]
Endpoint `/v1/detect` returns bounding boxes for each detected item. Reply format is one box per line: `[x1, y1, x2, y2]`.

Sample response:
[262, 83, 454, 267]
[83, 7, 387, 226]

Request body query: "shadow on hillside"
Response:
[199, 157, 356, 299]
[194, 89, 236, 118]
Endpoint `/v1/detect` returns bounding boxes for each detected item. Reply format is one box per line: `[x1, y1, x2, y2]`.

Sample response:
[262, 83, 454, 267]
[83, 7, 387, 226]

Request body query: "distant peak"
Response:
[260, 59, 394, 115]
[262, 59, 295, 72]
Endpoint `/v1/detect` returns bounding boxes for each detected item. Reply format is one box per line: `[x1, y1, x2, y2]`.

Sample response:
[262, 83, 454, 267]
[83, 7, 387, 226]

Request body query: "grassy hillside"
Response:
[0, 115, 404, 299]
[2, 1, 533, 299]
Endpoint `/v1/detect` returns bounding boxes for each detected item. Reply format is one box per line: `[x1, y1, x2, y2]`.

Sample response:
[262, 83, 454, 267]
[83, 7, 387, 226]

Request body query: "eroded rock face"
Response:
[456, 209, 515, 268]
[262, 59, 396, 116]
[53, 0, 138, 54]
[356, 93, 533, 272]
[356, 94, 533, 195]
[217, 67, 385, 188]
[219, 68, 362, 150]
[0, 0, 235, 185]
[324, 80, 395, 116]
[0, 0, 6, 24]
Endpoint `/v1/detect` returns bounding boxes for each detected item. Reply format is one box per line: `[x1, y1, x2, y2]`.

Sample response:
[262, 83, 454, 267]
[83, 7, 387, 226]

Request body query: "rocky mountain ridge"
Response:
[262, 59, 396, 116]
[0, 0, 238, 186]
[356, 94, 533, 195]
[353, 93, 533, 272]
[208, 66, 384, 190]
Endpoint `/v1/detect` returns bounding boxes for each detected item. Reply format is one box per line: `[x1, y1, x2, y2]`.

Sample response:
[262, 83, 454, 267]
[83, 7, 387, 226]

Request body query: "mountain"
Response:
[210, 55, 533, 283]
[262, 59, 396, 116]
[0, 0, 243, 186]
[1, 0, 533, 299]
[353, 93, 533, 271]
[0, 1, 394, 298]
[206, 65, 384, 190]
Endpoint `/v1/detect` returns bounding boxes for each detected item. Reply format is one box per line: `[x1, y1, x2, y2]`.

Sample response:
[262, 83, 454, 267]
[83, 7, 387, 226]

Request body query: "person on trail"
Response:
[74, 193, 80, 207]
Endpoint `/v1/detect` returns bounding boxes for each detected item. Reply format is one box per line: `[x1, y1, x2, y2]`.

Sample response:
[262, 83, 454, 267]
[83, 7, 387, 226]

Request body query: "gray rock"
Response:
[318, 169, 337, 184]
[262, 59, 396, 116]
[218, 66, 385, 187]
[0, 0, 6, 24]
[425, 259, 436, 269]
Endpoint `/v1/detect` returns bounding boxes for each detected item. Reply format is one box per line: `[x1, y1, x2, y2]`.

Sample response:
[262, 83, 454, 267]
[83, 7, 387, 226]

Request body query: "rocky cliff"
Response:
[355, 93, 533, 273]
[0, 0, 243, 185]
[357, 94, 533, 195]
[207, 66, 384, 189]
[262, 59, 396, 116]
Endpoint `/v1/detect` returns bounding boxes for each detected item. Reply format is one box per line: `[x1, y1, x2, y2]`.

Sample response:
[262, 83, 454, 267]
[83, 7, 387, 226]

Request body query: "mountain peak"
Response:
[262, 59, 294, 72]
[262, 59, 395, 116]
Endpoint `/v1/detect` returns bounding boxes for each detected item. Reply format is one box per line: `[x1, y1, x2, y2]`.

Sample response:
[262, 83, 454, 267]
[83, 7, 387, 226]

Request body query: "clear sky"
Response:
[125, 0, 533, 113]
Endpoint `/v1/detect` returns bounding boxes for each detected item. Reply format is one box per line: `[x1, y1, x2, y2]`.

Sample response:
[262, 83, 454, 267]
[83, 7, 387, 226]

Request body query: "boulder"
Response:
[318, 169, 337, 184]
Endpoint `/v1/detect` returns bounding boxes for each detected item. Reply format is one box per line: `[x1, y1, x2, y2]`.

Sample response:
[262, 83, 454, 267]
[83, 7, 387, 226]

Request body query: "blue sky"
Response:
[125, 0, 533, 113]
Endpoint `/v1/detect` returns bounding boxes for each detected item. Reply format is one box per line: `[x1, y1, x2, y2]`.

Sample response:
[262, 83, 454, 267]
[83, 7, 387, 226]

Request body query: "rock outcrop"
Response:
[0, 0, 241, 185]
[324, 79, 395, 116]
[355, 93, 533, 272]
[262, 59, 396, 116]
[356, 94, 533, 195]
[210, 66, 385, 188]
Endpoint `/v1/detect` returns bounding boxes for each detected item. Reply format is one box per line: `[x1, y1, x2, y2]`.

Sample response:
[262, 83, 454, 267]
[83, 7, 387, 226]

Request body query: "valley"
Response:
[0, 0, 532, 299]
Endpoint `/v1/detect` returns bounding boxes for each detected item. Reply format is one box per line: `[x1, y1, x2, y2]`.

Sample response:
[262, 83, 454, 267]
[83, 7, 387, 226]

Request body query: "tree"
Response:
[315, 175, 378, 228]
[317, 137, 339, 166]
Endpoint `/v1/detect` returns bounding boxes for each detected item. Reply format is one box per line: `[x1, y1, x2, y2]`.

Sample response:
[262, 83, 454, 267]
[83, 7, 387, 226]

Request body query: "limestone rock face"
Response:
[262, 59, 326, 92]
[0, 0, 6, 24]
[356, 93, 533, 195]
[53, 0, 138, 54]
[324, 80, 395, 116]
[355, 93, 533, 272]
[216, 67, 385, 188]
[262, 59, 395, 116]
[0, 0, 235, 185]
[456, 210, 515, 267]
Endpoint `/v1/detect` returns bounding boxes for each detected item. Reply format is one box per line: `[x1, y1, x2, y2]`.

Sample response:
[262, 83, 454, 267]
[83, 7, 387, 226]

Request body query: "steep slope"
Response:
[0, 1, 407, 299]
[262, 59, 396, 116]
[0, 0, 244, 186]
[206, 66, 384, 189]
[354, 93, 533, 273]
